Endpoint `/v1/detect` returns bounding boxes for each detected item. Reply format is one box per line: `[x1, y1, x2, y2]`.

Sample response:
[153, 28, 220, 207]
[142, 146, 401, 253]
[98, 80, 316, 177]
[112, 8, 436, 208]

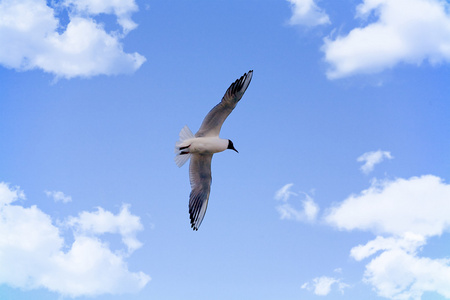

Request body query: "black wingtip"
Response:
[189, 208, 200, 231]
[190, 220, 199, 231]
[231, 70, 253, 94]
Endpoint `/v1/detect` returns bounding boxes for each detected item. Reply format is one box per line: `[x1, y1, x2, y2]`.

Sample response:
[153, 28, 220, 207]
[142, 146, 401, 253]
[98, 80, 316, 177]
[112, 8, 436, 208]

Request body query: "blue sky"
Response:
[1, 0, 450, 299]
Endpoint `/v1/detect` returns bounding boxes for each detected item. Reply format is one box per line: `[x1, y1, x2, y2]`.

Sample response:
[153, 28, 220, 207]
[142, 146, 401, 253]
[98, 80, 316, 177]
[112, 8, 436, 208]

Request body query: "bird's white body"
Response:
[180, 137, 229, 154]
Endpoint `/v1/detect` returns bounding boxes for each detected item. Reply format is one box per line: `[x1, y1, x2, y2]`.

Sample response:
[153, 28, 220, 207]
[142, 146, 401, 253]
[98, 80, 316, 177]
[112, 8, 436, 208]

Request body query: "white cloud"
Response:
[0, 0, 145, 79]
[313, 276, 337, 295]
[350, 233, 426, 262]
[302, 276, 349, 296]
[286, 0, 330, 27]
[62, 0, 138, 34]
[323, 0, 450, 79]
[0, 182, 25, 205]
[46, 236, 149, 297]
[325, 174, 450, 299]
[362, 247, 450, 300]
[274, 183, 297, 202]
[275, 184, 319, 222]
[0, 182, 150, 297]
[67, 204, 143, 254]
[45, 190, 72, 203]
[357, 150, 393, 174]
[325, 175, 450, 237]
[349, 234, 450, 299]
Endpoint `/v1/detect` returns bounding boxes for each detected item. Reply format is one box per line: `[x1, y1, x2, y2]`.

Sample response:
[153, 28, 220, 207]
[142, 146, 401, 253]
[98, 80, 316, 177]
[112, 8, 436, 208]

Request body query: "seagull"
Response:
[174, 70, 253, 230]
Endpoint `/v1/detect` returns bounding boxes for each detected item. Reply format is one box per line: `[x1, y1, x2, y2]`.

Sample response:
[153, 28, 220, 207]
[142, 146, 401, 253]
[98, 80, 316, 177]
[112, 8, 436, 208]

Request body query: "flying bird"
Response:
[175, 70, 253, 230]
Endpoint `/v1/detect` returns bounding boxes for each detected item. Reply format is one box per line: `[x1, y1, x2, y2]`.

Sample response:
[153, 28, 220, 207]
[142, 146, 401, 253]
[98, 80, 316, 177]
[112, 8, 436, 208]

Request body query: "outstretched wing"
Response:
[195, 70, 253, 138]
[189, 153, 213, 230]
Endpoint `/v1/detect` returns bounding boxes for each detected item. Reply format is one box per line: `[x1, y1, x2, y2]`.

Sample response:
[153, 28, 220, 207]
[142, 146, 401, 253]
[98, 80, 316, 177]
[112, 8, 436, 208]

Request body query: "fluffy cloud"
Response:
[326, 174, 450, 299]
[45, 190, 72, 203]
[323, 0, 450, 79]
[357, 150, 393, 174]
[350, 233, 450, 300]
[326, 175, 450, 237]
[0, 182, 150, 297]
[362, 247, 450, 299]
[301, 276, 349, 296]
[0, 182, 25, 205]
[67, 204, 143, 254]
[286, 0, 330, 27]
[63, 0, 138, 33]
[0, 0, 145, 79]
[275, 184, 319, 222]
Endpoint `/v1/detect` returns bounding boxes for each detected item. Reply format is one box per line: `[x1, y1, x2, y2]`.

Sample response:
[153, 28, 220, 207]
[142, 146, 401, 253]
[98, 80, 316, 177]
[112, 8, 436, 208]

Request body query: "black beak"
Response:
[227, 140, 238, 153]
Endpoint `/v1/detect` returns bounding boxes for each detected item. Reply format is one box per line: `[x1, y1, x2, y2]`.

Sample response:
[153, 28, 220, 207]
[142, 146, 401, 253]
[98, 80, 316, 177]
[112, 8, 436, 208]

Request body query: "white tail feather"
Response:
[179, 125, 194, 141]
[175, 153, 191, 167]
[174, 125, 195, 167]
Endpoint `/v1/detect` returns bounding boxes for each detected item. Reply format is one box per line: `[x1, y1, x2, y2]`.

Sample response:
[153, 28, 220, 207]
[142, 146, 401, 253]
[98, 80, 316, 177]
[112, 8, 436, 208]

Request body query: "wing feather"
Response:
[188, 153, 213, 230]
[195, 70, 253, 137]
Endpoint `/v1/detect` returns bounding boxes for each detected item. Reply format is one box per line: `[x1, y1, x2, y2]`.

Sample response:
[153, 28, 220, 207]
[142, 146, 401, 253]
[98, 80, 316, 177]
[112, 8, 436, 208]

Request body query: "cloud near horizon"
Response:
[0, 182, 150, 297]
[0, 0, 145, 79]
[322, 0, 450, 79]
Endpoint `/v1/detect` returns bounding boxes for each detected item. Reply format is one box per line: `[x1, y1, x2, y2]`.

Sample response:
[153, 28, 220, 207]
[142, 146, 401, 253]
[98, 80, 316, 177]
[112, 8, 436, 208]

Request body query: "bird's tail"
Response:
[174, 125, 194, 167]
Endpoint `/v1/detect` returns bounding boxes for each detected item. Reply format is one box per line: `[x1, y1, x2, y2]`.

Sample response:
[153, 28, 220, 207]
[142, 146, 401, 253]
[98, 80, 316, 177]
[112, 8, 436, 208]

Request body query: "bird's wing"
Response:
[195, 70, 253, 138]
[189, 153, 213, 230]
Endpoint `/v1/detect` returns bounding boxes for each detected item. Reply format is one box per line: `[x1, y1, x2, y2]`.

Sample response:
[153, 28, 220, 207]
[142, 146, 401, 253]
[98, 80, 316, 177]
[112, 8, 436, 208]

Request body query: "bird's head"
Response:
[227, 140, 238, 153]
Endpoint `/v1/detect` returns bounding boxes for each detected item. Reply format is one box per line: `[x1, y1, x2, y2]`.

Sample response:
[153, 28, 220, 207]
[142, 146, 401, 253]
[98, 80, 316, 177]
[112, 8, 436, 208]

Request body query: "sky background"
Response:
[1, 0, 450, 299]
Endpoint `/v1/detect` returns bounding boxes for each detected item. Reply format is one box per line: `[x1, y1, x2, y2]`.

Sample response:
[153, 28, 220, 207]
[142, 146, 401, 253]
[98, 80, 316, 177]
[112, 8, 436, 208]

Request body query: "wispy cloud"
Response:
[350, 233, 426, 262]
[357, 150, 393, 174]
[45, 190, 72, 203]
[0, 182, 150, 297]
[301, 276, 349, 296]
[286, 0, 330, 27]
[323, 0, 450, 79]
[274, 183, 298, 202]
[0, 0, 145, 79]
[275, 184, 319, 222]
